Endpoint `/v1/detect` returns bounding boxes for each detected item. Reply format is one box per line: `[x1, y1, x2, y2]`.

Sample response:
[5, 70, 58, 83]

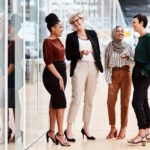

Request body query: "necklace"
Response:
[78, 32, 87, 39]
[78, 32, 86, 36]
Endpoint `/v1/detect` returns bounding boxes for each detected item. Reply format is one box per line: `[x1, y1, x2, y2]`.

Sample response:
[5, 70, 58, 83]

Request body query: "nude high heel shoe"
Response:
[106, 127, 118, 139]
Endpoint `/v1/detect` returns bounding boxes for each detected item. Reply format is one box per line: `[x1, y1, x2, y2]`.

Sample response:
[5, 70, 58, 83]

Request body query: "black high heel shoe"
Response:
[55, 132, 70, 146]
[46, 130, 56, 143]
[8, 128, 12, 141]
[64, 130, 76, 142]
[81, 128, 96, 140]
[9, 135, 15, 142]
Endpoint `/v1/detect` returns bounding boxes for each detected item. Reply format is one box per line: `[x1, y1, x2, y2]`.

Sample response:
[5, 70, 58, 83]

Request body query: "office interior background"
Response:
[0, 0, 150, 149]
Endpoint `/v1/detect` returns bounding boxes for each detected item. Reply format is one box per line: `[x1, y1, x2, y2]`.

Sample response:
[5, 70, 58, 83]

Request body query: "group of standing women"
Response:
[42, 12, 150, 147]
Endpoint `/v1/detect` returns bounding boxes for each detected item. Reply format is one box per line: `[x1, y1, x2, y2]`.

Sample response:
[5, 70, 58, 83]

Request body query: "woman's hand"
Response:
[108, 84, 115, 96]
[120, 52, 129, 60]
[80, 50, 90, 56]
[59, 77, 64, 91]
[47, 64, 65, 91]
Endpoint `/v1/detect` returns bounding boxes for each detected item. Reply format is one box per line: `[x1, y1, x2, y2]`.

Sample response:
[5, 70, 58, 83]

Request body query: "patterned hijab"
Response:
[105, 26, 127, 68]
[111, 26, 125, 53]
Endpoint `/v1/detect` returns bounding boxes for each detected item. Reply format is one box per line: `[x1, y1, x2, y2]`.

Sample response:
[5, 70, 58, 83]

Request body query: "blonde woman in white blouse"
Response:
[65, 12, 103, 142]
[105, 26, 134, 140]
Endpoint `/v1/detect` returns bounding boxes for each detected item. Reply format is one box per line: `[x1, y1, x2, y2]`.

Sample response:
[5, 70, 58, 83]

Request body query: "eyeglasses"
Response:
[71, 18, 80, 24]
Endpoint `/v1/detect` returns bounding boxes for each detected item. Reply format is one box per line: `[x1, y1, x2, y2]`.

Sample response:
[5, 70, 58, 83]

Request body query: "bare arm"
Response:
[8, 64, 15, 76]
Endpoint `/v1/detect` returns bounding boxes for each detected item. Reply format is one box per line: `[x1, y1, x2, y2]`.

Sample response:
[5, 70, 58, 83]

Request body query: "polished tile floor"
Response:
[27, 72, 150, 150]
[4, 69, 150, 150]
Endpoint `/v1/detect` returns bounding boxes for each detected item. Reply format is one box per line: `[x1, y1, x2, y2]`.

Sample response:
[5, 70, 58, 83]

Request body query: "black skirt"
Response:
[42, 61, 67, 109]
[8, 88, 15, 108]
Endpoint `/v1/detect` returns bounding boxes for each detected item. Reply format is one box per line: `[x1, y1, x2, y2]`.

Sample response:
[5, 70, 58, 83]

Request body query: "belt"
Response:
[53, 61, 65, 65]
[113, 65, 129, 71]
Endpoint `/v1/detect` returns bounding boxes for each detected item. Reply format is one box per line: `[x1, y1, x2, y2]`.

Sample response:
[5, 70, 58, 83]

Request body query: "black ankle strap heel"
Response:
[46, 130, 56, 143]
[55, 132, 70, 146]
[81, 128, 96, 140]
[64, 130, 76, 142]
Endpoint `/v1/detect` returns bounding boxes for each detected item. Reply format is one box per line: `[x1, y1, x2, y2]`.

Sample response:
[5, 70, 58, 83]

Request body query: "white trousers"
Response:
[67, 61, 98, 123]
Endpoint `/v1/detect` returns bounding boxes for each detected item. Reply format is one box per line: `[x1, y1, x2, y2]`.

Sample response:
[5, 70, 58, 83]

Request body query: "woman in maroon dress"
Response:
[42, 13, 70, 146]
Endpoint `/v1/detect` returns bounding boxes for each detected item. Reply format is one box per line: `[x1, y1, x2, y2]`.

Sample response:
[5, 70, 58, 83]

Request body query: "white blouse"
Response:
[78, 38, 95, 62]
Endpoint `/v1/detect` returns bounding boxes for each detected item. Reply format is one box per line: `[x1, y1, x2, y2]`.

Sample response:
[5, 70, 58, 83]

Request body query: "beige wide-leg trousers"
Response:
[67, 61, 98, 123]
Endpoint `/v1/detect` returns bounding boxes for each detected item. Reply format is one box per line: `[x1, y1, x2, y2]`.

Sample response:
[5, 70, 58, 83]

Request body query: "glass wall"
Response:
[8, 0, 24, 149]
[6, 0, 49, 149]
[0, 0, 6, 149]
[7, 0, 48, 149]
[25, 0, 39, 146]
[25, 0, 48, 148]
[38, 0, 49, 136]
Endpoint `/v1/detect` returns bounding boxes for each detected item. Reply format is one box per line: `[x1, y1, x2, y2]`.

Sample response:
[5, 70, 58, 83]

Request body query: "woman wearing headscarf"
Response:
[105, 26, 134, 139]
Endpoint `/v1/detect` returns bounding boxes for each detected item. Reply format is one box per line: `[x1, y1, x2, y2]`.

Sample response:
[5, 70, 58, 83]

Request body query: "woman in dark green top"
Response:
[128, 14, 150, 146]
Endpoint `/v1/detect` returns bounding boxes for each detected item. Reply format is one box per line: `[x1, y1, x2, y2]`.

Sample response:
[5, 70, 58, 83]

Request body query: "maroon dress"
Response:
[42, 38, 67, 109]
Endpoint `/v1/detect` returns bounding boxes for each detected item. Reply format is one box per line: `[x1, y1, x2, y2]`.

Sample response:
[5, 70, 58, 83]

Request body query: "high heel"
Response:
[128, 135, 147, 146]
[106, 127, 117, 139]
[8, 128, 12, 141]
[55, 132, 70, 146]
[64, 130, 76, 142]
[81, 128, 96, 140]
[46, 130, 56, 143]
[116, 128, 126, 140]
[9, 135, 15, 142]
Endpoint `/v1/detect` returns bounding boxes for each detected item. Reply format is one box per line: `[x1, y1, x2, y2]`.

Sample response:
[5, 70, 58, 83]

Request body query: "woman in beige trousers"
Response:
[65, 12, 103, 142]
